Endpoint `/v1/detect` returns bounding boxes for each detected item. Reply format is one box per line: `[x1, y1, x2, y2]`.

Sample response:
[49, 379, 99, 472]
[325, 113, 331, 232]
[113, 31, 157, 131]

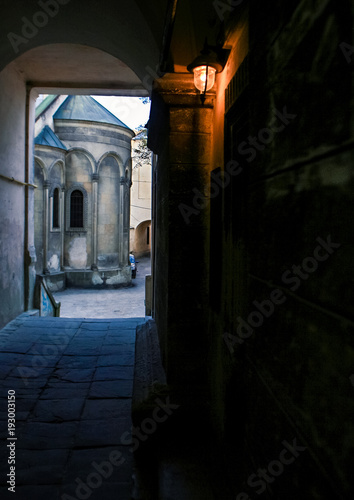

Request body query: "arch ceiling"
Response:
[0, 0, 227, 98]
[11, 44, 147, 95]
[0, 0, 168, 94]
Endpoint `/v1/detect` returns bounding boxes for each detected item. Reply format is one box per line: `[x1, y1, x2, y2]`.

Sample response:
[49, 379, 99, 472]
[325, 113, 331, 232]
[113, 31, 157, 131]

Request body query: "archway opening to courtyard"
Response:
[34, 91, 152, 319]
[1, 41, 155, 322]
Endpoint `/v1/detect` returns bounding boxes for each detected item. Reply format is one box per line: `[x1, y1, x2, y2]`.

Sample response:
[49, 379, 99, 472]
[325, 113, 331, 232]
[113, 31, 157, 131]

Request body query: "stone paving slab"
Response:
[16, 422, 79, 450]
[0, 485, 61, 500]
[0, 332, 42, 342]
[50, 367, 96, 383]
[9, 448, 70, 484]
[80, 322, 111, 331]
[1, 342, 35, 353]
[0, 365, 13, 380]
[93, 366, 134, 380]
[9, 366, 55, 380]
[81, 398, 131, 420]
[100, 343, 134, 354]
[40, 384, 91, 400]
[63, 344, 103, 356]
[0, 315, 145, 499]
[56, 355, 99, 369]
[89, 380, 133, 398]
[102, 337, 135, 346]
[2, 377, 48, 393]
[97, 353, 135, 367]
[60, 481, 133, 500]
[30, 398, 86, 422]
[62, 446, 134, 485]
[75, 418, 131, 447]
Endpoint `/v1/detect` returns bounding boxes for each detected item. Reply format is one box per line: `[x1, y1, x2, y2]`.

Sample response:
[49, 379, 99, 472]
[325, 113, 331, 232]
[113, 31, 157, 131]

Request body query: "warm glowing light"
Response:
[187, 41, 226, 103]
[193, 65, 217, 93]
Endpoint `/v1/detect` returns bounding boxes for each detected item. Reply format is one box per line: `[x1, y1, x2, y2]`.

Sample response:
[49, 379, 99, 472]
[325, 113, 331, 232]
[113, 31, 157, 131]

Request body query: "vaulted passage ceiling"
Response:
[12, 44, 147, 95]
[0, 0, 223, 94]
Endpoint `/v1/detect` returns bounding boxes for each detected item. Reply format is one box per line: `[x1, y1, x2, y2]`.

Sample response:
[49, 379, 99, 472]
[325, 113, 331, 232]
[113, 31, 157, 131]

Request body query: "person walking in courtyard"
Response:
[130, 251, 137, 278]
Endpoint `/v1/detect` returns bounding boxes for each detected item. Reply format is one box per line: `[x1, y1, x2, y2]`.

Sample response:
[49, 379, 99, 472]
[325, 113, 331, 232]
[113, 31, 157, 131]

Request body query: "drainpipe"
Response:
[159, 0, 179, 73]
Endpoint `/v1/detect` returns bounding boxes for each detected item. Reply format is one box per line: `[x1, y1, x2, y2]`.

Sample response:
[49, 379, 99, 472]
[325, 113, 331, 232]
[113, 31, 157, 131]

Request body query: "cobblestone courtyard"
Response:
[53, 257, 151, 319]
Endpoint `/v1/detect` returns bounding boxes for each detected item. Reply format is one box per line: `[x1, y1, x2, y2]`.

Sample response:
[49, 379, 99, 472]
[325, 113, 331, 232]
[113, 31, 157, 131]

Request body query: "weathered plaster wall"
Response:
[0, 65, 26, 328]
[67, 236, 87, 269]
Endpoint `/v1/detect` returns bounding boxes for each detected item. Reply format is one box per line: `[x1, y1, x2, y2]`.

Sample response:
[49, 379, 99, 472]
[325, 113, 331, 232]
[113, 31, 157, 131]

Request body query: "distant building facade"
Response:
[34, 95, 135, 289]
[130, 129, 152, 258]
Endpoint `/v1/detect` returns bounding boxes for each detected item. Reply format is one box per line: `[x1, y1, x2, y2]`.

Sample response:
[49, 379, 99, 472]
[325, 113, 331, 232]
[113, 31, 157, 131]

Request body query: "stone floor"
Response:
[0, 257, 228, 500]
[0, 315, 145, 499]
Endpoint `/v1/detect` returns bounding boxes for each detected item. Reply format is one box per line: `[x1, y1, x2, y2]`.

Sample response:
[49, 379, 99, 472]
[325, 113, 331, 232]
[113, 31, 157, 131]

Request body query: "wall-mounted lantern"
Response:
[187, 39, 227, 104]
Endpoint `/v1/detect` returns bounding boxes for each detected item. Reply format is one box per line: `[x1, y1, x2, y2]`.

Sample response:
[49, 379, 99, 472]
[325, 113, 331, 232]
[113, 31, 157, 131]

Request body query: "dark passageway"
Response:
[1, 1, 354, 499]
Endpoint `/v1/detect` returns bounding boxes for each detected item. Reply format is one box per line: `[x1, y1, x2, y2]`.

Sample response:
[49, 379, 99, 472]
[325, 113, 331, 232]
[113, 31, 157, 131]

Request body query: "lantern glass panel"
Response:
[193, 65, 216, 92]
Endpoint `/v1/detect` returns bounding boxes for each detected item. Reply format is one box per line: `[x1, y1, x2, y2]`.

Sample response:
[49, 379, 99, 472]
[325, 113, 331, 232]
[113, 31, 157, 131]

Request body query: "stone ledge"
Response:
[64, 267, 131, 288]
[43, 272, 66, 293]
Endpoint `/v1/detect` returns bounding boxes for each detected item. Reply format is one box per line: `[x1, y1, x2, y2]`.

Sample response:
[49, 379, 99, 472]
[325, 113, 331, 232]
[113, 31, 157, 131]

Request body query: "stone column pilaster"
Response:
[43, 180, 50, 274]
[60, 185, 65, 269]
[91, 173, 99, 271]
[120, 175, 128, 266]
[148, 73, 215, 385]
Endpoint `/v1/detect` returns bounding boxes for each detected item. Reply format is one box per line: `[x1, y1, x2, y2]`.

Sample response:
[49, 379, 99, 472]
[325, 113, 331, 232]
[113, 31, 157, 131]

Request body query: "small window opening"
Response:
[70, 190, 84, 228]
[53, 188, 60, 228]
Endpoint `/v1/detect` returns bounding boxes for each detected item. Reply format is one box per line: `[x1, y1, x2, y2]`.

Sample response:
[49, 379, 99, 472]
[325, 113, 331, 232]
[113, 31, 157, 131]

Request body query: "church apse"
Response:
[34, 95, 135, 290]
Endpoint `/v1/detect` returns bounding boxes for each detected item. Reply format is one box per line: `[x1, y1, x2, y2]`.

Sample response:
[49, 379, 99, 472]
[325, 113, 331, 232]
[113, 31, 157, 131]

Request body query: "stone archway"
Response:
[0, 35, 157, 326]
[132, 220, 151, 258]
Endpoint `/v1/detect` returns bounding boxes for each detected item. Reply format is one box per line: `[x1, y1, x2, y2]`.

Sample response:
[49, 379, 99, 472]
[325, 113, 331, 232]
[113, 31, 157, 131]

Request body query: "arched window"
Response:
[70, 190, 84, 228]
[66, 185, 87, 232]
[52, 188, 60, 229]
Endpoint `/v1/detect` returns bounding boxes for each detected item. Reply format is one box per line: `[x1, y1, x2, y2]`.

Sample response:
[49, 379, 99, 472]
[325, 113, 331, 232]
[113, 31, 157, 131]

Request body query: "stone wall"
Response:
[206, 1, 354, 497]
[149, 75, 214, 387]
[0, 66, 27, 328]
